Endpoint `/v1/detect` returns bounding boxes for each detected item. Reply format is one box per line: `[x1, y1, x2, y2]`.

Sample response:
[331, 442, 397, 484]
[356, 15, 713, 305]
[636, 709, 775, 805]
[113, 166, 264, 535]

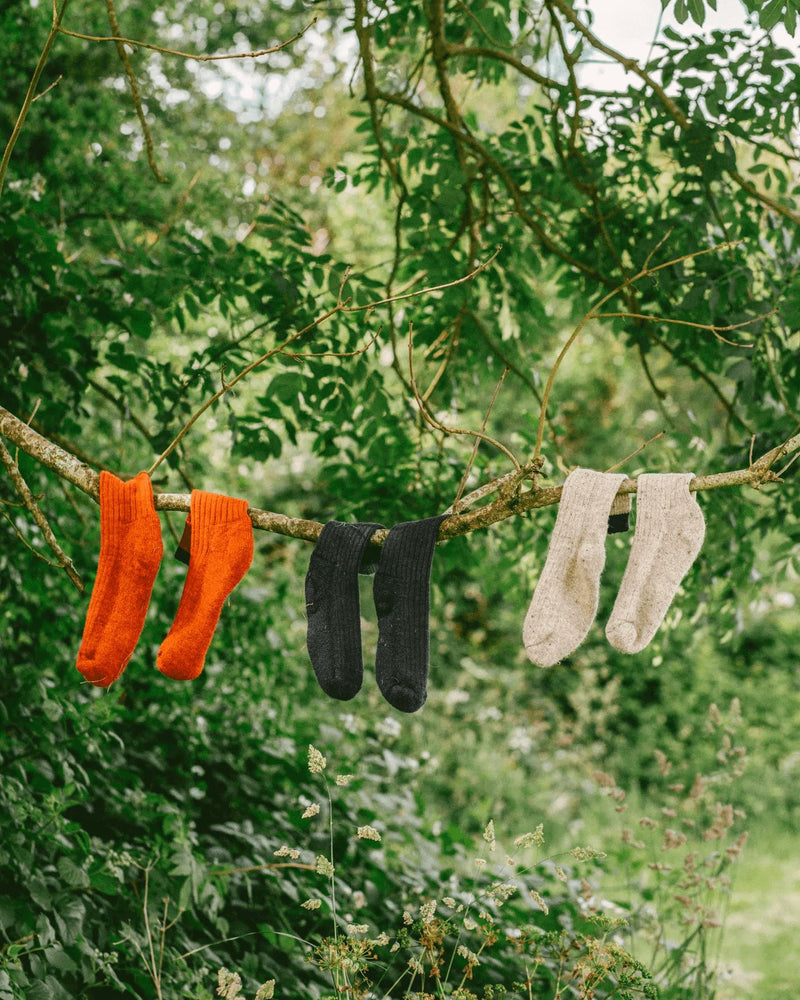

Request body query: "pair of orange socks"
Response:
[75, 471, 253, 688]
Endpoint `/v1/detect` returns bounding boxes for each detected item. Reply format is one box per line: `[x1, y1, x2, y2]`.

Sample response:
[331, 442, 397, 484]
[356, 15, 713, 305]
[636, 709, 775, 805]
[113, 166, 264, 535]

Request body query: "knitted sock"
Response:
[523, 469, 626, 667]
[76, 471, 163, 688]
[606, 473, 705, 654]
[157, 491, 253, 681]
[373, 514, 447, 713]
[305, 520, 385, 701]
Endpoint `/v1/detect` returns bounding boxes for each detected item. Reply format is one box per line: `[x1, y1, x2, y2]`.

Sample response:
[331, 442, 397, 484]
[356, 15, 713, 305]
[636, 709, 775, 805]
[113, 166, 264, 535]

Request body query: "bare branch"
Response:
[407, 323, 520, 469]
[451, 366, 511, 512]
[57, 17, 317, 63]
[104, 0, 168, 184]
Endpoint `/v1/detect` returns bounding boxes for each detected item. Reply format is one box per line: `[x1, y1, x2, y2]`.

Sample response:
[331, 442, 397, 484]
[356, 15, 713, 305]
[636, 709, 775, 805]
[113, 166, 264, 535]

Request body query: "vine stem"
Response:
[0, 0, 70, 199]
[532, 239, 745, 462]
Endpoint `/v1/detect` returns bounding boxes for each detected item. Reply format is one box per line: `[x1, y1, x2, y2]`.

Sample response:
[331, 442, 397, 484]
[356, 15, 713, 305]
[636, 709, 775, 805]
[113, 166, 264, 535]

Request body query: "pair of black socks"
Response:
[305, 514, 447, 713]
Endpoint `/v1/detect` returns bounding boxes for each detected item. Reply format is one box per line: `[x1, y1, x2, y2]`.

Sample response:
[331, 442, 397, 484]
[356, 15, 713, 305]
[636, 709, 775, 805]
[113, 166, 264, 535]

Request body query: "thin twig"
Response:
[604, 430, 666, 473]
[152, 168, 202, 245]
[0, 0, 69, 198]
[279, 328, 380, 359]
[32, 74, 63, 103]
[158, 897, 168, 986]
[58, 16, 317, 62]
[104, 0, 168, 184]
[776, 450, 800, 478]
[0, 435, 84, 592]
[452, 367, 510, 512]
[593, 310, 771, 348]
[141, 867, 163, 1000]
[532, 239, 745, 461]
[408, 323, 520, 468]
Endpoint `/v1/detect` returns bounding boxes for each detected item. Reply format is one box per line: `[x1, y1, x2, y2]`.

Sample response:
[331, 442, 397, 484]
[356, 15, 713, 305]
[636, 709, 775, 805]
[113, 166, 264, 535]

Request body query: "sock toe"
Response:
[607, 620, 638, 652]
[524, 637, 561, 667]
[381, 679, 424, 713]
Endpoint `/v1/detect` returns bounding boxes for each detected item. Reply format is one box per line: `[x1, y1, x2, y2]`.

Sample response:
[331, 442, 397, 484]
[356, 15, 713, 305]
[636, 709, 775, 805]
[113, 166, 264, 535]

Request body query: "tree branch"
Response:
[0, 433, 84, 592]
[548, 0, 800, 228]
[1, 405, 795, 551]
[0, 0, 69, 198]
[57, 16, 318, 63]
[373, 87, 613, 285]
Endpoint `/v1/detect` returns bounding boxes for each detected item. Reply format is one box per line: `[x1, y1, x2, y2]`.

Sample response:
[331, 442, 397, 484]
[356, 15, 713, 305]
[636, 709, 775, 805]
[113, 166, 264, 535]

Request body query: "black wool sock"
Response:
[373, 514, 448, 713]
[305, 520, 384, 701]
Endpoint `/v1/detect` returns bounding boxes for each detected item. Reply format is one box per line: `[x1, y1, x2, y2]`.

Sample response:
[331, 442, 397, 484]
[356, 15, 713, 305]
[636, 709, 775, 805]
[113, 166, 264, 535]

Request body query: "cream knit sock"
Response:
[606, 473, 705, 654]
[523, 469, 626, 667]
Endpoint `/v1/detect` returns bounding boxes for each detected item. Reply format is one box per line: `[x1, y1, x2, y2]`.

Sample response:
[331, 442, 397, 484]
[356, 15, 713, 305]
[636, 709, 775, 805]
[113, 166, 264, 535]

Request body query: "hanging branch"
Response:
[104, 0, 168, 184]
[1, 405, 796, 551]
[0, 434, 84, 592]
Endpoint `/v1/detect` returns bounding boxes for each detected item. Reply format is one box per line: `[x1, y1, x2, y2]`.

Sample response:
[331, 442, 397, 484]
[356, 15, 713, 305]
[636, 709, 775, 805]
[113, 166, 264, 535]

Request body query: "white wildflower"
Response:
[315, 855, 335, 877]
[356, 825, 381, 842]
[216, 968, 244, 1000]
[530, 890, 549, 915]
[419, 899, 436, 923]
[514, 825, 545, 848]
[307, 746, 326, 774]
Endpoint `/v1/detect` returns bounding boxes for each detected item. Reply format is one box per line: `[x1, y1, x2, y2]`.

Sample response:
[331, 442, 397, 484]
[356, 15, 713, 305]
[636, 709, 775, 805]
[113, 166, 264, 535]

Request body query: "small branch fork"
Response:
[1, 403, 796, 551]
[0, 433, 84, 592]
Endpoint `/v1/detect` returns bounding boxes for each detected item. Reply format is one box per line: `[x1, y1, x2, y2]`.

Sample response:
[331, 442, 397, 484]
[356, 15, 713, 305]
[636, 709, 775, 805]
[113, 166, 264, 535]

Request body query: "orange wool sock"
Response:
[157, 491, 253, 681]
[76, 471, 163, 687]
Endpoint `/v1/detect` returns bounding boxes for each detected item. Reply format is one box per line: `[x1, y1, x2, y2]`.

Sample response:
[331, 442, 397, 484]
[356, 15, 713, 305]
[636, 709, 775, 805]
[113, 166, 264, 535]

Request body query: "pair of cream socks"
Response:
[523, 468, 705, 666]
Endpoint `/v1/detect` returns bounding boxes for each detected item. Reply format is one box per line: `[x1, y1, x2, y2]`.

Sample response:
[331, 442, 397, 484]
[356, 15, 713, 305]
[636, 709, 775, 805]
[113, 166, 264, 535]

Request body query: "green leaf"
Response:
[57, 857, 90, 890]
[760, 0, 786, 29]
[25, 983, 53, 1000]
[687, 0, 706, 25]
[128, 309, 153, 339]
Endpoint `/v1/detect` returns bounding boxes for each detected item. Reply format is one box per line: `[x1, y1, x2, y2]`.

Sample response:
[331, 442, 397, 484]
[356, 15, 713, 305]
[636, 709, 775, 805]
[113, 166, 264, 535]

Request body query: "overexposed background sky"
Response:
[582, 0, 798, 89]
